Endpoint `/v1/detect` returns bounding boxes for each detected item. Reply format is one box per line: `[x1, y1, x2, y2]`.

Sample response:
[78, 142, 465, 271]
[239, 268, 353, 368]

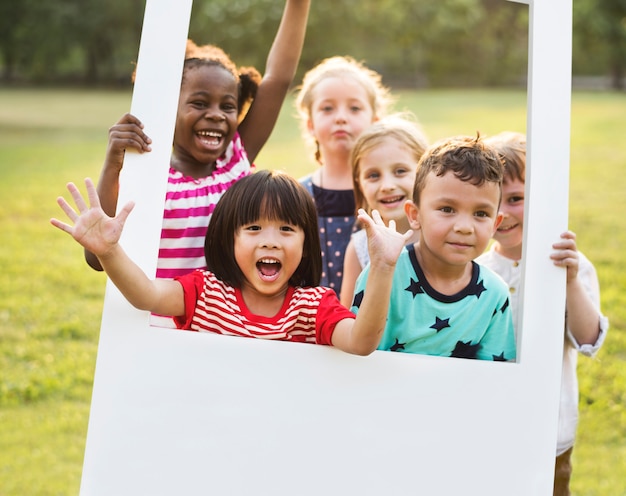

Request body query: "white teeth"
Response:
[381, 196, 403, 204]
[258, 259, 279, 264]
[197, 131, 222, 137]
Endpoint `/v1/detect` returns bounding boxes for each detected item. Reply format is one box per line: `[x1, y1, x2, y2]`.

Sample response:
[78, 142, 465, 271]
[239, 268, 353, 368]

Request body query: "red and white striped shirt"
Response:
[174, 270, 355, 345]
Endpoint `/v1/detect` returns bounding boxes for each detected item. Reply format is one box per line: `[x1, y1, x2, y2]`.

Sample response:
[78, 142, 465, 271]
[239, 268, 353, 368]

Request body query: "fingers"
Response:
[53, 178, 99, 223]
[109, 113, 152, 153]
[84, 177, 102, 209]
[552, 232, 577, 252]
[358, 208, 385, 227]
[400, 229, 414, 241]
[55, 193, 78, 223]
[115, 201, 136, 225]
[67, 181, 89, 214]
[50, 216, 72, 234]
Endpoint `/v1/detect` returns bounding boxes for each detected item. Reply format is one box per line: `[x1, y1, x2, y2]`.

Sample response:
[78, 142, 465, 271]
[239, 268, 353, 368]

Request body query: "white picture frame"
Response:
[79, 0, 572, 494]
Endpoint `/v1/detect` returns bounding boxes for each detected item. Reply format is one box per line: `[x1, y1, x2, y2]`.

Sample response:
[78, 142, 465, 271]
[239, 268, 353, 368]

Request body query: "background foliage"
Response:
[0, 0, 624, 88]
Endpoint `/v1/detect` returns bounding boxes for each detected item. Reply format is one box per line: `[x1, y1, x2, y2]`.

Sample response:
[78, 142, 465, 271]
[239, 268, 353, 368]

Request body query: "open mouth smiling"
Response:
[197, 130, 224, 147]
[256, 258, 282, 281]
[379, 195, 405, 205]
[497, 223, 519, 233]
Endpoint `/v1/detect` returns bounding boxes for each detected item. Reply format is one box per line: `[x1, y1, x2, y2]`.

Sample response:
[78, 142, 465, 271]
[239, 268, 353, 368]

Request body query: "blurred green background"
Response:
[1, 0, 624, 89]
[0, 0, 625, 494]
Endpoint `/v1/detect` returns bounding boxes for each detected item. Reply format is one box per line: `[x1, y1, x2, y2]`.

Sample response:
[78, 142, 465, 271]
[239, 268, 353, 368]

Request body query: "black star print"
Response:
[492, 352, 507, 362]
[450, 340, 480, 359]
[500, 298, 510, 313]
[405, 278, 423, 298]
[430, 317, 451, 333]
[469, 280, 487, 299]
[352, 290, 364, 309]
[390, 338, 406, 352]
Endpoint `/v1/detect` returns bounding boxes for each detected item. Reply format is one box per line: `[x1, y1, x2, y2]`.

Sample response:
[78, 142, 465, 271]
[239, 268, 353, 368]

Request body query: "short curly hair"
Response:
[413, 134, 505, 206]
[183, 40, 262, 121]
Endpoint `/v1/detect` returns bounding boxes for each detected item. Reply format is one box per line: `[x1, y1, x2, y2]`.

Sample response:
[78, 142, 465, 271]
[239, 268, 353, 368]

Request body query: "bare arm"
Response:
[237, 0, 311, 161]
[54, 178, 184, 317]
[86, 113, 153, 270]
[551, 231, 602, 345]
[332, 210, 413, 355]
[339, 239, 363, 308]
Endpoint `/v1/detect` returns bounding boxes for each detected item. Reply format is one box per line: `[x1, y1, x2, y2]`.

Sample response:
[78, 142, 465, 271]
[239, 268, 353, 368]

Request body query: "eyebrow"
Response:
[189, 90, 237, 100]
[435, 195, 498, 209]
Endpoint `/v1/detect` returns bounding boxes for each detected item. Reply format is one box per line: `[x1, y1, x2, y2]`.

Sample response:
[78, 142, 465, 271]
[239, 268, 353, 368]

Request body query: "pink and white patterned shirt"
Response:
[151, 132, 251, 327]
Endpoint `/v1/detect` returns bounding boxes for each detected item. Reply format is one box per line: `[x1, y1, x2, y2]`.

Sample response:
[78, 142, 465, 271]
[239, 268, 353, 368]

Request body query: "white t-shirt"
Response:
[476, 246, 609, 455]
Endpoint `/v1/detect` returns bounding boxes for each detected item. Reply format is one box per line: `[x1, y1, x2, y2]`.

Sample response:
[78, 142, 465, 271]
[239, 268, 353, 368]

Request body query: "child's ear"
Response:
[306, 118, 315, 135]
[404, 200, 421, 230]
[493, 212, 504, 233]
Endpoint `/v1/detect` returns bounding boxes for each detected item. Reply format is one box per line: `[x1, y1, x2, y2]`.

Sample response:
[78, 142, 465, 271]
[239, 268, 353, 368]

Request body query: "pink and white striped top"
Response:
[156, 132, 251, 280]
[150, 132, 251, 328]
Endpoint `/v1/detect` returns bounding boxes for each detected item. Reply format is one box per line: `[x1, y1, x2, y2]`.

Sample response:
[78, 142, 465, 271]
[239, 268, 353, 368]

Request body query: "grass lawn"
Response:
[0, 88, 624, 495]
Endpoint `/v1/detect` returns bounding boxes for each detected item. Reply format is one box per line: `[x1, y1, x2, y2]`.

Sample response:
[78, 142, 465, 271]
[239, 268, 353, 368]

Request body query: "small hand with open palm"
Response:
[358, 208, 414, 270]
[51, 178, 134, 258]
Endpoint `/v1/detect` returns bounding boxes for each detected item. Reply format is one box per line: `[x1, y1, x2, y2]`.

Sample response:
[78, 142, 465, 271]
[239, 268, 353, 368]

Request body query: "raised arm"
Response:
[85, 113, 153, 270]
[332, 210, 413, 355]
[237, 0, 311, 161]
[53, 178, 183, 317]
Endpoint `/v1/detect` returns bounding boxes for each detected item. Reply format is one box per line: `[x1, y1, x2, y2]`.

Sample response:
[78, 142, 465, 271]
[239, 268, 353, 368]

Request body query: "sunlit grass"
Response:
[0, 88, 624, 495]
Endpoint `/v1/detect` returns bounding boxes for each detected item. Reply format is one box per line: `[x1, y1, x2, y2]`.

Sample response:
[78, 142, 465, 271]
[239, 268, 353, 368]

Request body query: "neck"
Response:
[170, 153, 216, 180]
[240, 285, 289, 318]
[414, 242, 472, 295]
[494, 242, 522, 261]
[315, 165, 353, 190]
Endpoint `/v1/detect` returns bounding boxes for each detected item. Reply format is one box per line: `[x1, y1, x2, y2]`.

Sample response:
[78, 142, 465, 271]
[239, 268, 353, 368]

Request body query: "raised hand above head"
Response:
[51, 178, 135, 259]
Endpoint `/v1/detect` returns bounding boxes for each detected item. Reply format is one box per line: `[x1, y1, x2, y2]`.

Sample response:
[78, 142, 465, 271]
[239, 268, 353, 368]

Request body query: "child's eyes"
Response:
[475, 211, 490, 218]
[243, 224, 297, 232]
[364, 172, 380, 180]
[508, 196, 524, 204]
[350, 105, 363, 112]
[221, 103, 237, 113]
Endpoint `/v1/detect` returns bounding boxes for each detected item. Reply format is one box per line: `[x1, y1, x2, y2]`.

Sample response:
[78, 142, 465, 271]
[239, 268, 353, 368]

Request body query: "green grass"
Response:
[1, 88, 624, 495]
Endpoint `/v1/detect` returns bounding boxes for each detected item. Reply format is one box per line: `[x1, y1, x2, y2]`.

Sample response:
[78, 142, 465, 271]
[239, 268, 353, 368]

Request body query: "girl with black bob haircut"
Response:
[205, 169, 322, 289]
[52, 170, 414, 355]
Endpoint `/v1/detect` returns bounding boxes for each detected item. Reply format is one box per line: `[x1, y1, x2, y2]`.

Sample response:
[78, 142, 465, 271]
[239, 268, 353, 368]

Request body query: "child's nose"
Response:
[259, 230, 280, 248]
[334, 107, 348, 123]
[204, 107, 225, 122]
[454, 215, 474, 233]
[380, 174, 395, 190]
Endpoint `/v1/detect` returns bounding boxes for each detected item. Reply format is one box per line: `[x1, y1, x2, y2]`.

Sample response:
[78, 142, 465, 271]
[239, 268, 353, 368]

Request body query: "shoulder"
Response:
[476, 262, 509, 292]
[298, 174, 314, 192]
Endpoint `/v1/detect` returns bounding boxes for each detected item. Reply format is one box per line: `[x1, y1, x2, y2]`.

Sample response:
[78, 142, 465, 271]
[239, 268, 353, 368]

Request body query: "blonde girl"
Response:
[295, 55, 393, 291]
[339, 114, 428, 307]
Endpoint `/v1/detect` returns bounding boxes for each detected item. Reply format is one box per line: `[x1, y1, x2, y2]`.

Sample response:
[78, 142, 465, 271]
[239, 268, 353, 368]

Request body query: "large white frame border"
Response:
[79, 0, 572, 494]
